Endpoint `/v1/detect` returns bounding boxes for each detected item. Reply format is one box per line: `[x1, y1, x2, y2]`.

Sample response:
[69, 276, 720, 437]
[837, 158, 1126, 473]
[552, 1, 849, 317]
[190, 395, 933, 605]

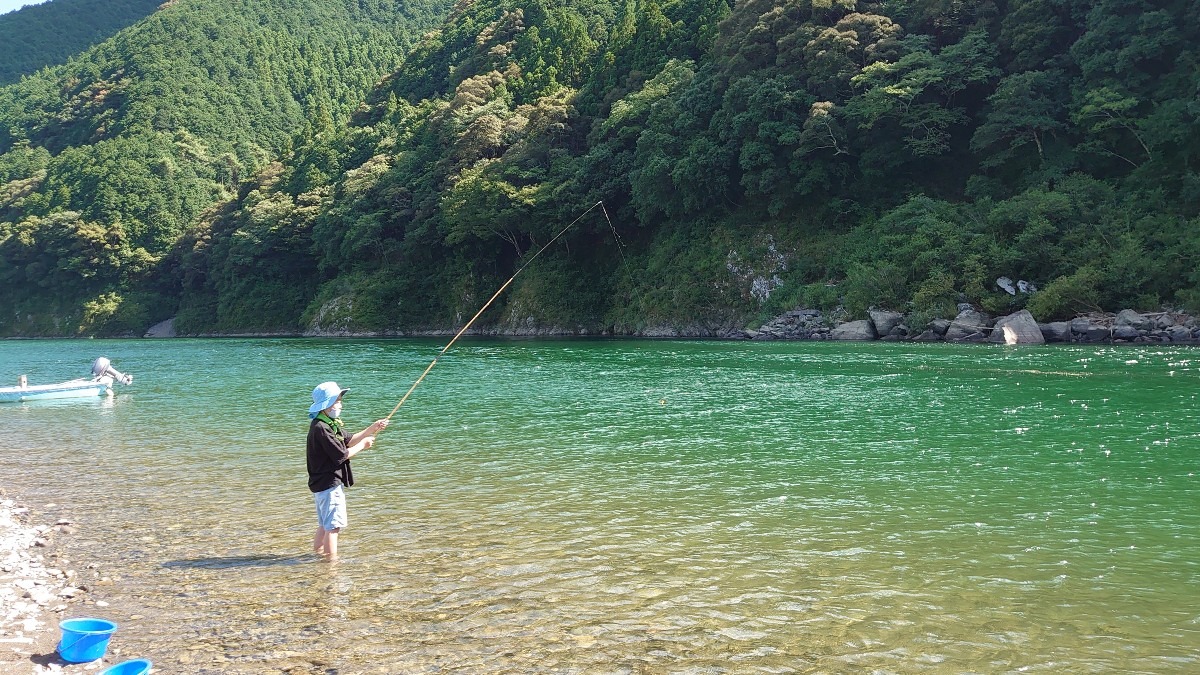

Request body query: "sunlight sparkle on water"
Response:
[2, 338, 1198, 673]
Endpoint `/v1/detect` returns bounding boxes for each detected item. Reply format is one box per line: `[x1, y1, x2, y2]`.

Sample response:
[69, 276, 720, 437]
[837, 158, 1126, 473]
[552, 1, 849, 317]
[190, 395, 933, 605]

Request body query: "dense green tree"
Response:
[0, 0, 162, 85]
[5, 0, 1200, 336]
[971, 70, 1070, 175]
[0, 0, 448, 334]
[153, 0, 1200, 331]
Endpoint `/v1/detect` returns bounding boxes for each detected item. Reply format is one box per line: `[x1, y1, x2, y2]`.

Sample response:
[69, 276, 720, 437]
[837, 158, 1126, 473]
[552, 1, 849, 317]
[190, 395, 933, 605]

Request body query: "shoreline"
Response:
[0, 492, 117, 674]
[4, 307, 1199, 344]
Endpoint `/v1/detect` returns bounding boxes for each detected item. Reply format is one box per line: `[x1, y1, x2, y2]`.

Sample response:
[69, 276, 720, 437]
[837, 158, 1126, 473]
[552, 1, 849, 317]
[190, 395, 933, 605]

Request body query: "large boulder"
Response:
[868, 309, 904, 336]
[1039, 321, 1071, 342]
[1112, 325, 1141, 340]
[945, 310, 991, 341]
[927, 318, 952, 336]
[1115, 309, 1152, 330]
[830, 319, 878, 340]
[1166, 325, 1193, 342]
[1045, 322, 1068, 341]
[989, 310, 1045, 344]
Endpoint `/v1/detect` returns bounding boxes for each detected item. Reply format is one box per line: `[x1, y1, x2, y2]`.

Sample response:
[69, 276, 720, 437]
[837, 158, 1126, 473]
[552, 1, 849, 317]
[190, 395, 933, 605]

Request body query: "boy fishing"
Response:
[306, 381, 389, 561]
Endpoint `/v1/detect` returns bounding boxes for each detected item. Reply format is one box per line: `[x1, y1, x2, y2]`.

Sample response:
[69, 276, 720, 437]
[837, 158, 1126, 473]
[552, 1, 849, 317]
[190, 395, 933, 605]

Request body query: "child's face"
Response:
[329, 398, 343, 418]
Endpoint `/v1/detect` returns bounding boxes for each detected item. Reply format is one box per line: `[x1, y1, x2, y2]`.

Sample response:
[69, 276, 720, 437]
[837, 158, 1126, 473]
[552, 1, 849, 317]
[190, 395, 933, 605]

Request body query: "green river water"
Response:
[1, 338, 1198, 673]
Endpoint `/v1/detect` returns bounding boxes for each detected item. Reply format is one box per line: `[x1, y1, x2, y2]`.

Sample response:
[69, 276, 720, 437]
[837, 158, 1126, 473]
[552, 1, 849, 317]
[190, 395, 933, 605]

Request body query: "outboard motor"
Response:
[91, 357, 133, 385]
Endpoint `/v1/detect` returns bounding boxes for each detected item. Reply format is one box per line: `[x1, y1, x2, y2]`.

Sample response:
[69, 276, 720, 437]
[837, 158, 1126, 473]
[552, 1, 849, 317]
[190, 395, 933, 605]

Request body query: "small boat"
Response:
[0, 357, 133, 403]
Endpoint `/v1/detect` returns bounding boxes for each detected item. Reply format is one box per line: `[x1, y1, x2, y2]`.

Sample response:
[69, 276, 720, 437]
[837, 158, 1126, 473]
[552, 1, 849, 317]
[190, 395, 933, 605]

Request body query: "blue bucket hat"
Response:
[309, 381, 349, 415]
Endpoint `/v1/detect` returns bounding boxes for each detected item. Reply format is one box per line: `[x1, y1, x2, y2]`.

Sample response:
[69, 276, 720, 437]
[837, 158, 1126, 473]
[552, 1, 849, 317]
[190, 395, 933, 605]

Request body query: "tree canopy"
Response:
[0, 0, 448, 333]
[2, 0, 1198, 336]
[0, 0, 162, 86]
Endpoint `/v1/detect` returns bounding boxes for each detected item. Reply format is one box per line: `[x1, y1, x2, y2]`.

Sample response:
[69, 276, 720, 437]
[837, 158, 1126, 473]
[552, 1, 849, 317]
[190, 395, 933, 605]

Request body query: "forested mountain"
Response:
[0, 0, 163, 85]
[2, 0, 1199, 337]
[0, 0, 449, 334]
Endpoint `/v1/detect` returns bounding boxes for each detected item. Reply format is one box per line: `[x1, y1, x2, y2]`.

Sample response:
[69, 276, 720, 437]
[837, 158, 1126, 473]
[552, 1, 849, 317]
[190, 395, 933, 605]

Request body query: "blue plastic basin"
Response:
[99, 658, 153, 675]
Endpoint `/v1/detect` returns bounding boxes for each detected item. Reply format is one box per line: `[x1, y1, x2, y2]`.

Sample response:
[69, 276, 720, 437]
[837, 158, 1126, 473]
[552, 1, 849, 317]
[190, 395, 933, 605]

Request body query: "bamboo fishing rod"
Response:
[382, 201, 612, 423]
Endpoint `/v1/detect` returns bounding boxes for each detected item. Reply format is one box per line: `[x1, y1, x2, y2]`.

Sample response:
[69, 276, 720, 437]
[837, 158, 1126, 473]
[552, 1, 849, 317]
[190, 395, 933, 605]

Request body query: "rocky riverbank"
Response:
[138, 307, 1200, 343]
[747, 307, 1200, 344]
[0, 493, 117, 674]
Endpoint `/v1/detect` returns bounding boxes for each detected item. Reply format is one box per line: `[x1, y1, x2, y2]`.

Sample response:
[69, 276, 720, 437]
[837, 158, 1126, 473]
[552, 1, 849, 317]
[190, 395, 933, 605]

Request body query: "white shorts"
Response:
[314, 485, 347, 531]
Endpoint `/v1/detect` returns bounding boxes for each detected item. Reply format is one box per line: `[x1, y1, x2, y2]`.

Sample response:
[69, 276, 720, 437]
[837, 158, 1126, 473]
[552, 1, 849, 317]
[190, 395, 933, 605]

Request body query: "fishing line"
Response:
[599, 202, 648, 317]
[382, 201, 609, 423]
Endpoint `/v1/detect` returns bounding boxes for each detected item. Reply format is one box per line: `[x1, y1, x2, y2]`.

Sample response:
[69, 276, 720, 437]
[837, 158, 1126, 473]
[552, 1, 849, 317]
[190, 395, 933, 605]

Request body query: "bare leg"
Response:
[325, 529, 339, 561]
[313, 526, 328, 556]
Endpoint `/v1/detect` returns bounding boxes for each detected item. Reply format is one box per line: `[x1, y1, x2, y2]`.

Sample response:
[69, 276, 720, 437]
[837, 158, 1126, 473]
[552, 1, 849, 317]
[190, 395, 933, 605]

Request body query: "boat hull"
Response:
[0, 377, 113, 402]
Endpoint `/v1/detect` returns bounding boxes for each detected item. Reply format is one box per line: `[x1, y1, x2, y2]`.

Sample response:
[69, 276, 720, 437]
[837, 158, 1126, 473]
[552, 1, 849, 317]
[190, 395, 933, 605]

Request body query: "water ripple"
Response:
[1, 339, 1198, 672]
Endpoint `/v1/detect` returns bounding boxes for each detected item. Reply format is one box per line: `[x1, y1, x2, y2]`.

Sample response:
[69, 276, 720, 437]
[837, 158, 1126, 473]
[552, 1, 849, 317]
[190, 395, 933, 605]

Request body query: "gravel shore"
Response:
[0, 491, 122, 674]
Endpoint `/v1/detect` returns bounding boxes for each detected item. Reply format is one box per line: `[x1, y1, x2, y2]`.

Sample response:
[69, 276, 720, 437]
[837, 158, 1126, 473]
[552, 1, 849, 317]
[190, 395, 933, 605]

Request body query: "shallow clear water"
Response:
[2, 338, 1198, 673]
